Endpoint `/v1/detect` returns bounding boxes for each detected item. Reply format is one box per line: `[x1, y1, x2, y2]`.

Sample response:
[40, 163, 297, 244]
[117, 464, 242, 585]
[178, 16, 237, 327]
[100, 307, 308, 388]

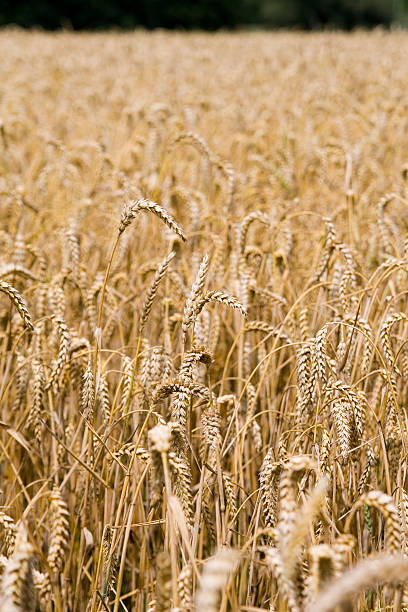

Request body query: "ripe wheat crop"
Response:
[0, 27, 408, 611]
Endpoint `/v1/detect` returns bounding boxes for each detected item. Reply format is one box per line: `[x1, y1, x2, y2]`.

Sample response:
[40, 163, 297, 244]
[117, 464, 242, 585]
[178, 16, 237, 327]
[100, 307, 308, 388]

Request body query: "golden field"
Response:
[0, 28, 408, 611]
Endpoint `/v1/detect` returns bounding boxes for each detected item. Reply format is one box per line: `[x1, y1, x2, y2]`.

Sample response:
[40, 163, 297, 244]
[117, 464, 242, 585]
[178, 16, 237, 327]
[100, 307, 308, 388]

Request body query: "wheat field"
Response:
[1, 28, 408, 611]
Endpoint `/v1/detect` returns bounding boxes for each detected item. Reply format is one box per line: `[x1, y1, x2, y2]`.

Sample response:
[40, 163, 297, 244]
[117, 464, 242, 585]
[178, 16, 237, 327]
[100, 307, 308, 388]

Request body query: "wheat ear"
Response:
[0, 280, 33, 331]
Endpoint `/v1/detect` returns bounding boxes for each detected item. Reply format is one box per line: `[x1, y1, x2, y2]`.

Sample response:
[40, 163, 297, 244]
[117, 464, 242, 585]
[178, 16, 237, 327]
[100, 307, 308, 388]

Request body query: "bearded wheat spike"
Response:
[97, 372, 111, 425]
[0, 513, 16, 558]
[182, 253, 210, 341]
[26, 359, 45, 443]
[119, 356, 134, 416]
[357, 444, 376, 495]
[346, 490, 402, 555]
[0, 280, 33, 331]
[153, 380, 211, 407]
[259, 449, 281, 530]
[81, 361, 95, 421]
[314, 325, 329, 386]
[139, 251, 175, 335]
[379, 312, 408, 374]
[330, 398, 352, 465]
[0, 524, 34, 612]
[48, 488, 70, 574]
[195, 289, 247, 319]
[45, 317, 71, 391]
[119, 198, 186, 240]
[222, 472, 237, 517]
[177, 563, 192, 611]
[168, 451, 194, 527]
[310, 219, 337, 285]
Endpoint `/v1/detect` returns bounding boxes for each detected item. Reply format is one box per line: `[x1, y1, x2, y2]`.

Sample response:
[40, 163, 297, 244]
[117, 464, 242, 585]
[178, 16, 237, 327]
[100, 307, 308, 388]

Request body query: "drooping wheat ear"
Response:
[278, 456, 316, 552]
[153, 380, 211, 408]
[282, 477, 328, 583]
[0, 280, 33, 331]
[168, 451, 193, 527]
[310, 219, 336, 285]
[47, 487, 70, 574]
[179, 346, 212, 383]
[0, 513, 16, 558]
[139, 251, 175, 335]
[0, 523, 34, 612]
[357, 443, 376, 495]
[0, 264, 38, 283]
[194, 290, 247, 319]
[177, 563, 192, 611]
[380, 312, 407, 374]
[81, 361, 95, 421]
[182, 253, 210, 342]
[26, 359, 44, 443]
[237, 210, 269, 256]
[259, 449, 281, 529]
[309, 554, 408, 612]
[154, 551, 172, 612]
[119, 198, 186, 240]
[45, 317, 71, 391]
[195, 548, 240, 612]
[262, 546, 300, 612]
[346, 490, 402, 555]
[169, 131, 217, 165]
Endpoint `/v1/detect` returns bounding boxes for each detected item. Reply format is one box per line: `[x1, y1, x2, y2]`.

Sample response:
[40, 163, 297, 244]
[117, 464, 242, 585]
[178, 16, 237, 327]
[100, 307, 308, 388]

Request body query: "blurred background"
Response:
[1, 0, 407, 30]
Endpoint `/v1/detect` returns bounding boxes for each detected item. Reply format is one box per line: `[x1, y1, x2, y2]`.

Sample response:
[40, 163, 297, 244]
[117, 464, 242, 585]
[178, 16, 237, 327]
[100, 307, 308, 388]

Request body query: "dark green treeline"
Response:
[0, 0, 407, 30]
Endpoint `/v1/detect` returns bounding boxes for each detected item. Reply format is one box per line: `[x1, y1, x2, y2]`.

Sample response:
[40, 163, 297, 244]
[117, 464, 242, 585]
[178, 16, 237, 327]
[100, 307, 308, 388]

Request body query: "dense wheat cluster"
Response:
[1, 27, 408, 611]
